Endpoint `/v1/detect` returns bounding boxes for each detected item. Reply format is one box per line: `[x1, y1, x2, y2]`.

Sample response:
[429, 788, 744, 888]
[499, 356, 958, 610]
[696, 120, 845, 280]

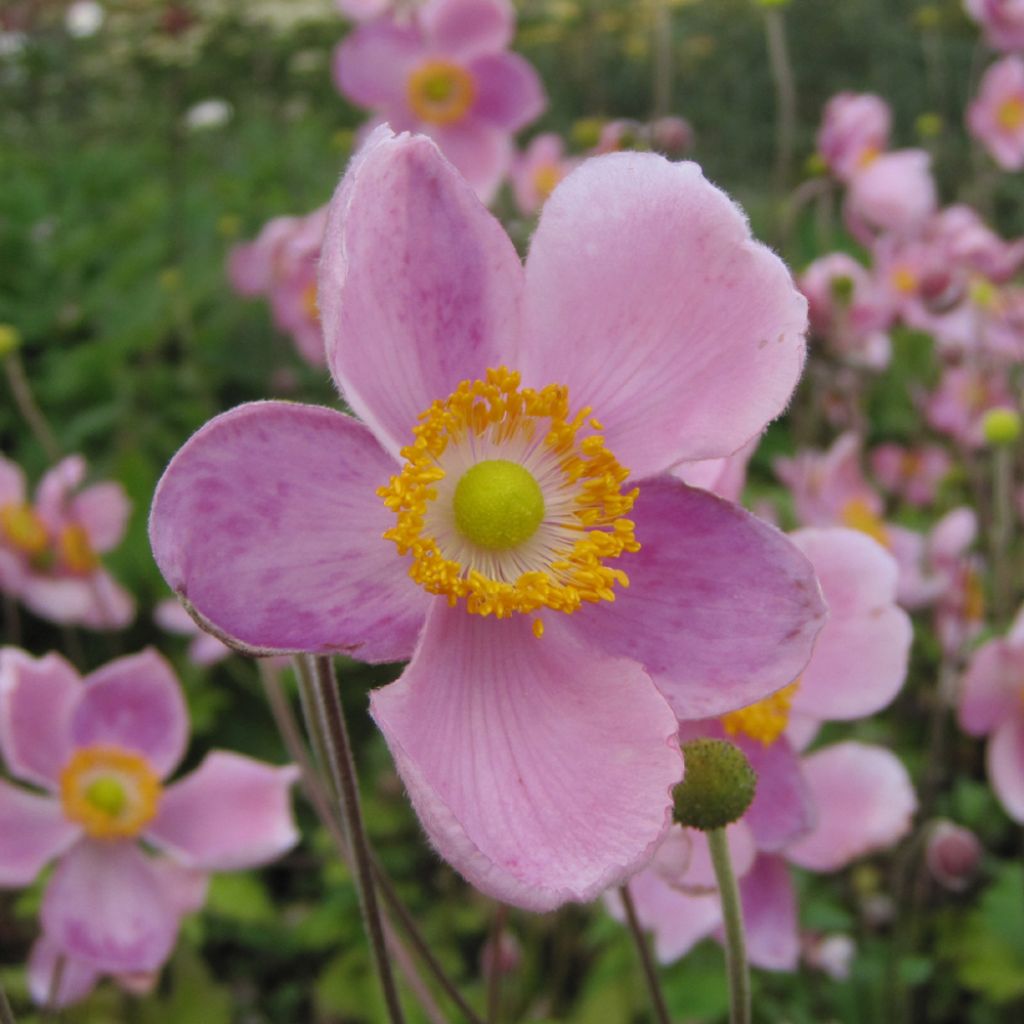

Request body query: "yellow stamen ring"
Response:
[0, 502, 49, 557]
[58, 523, 99, 575]
[378, 367, 639, 625]
[60, 745, 163, 840]
[407, 59, 476, 126]
[721, 681, 801, 747]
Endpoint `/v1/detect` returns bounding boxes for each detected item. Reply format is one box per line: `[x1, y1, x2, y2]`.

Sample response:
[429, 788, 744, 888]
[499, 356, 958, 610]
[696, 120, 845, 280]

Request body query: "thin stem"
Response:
[485, 903, 508, 1024]
[618, 883, 671, 1024]
[44, 954, 65, 1023]
[4, 351, 62, 462]
[763, 5, 797, 196]
[307, 655, 406, 1024]
[708, 829, 751, 1024]
[650, 0, 673, 118]
[991, 444, 1015, 624]
[0, 978, 17, 1024]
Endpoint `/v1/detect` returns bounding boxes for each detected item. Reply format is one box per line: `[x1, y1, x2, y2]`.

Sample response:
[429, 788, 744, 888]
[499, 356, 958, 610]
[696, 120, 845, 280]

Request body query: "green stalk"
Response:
[708, 829, 751, 1024]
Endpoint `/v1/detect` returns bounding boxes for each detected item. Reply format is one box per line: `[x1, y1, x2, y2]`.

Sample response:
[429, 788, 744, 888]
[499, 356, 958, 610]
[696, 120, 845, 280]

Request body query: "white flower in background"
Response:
[66, 1, 105, 38]
[184, 98, 233, 131]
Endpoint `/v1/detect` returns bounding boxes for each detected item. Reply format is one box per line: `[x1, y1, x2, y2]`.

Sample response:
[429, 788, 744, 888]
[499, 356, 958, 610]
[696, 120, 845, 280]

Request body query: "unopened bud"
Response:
[925, 820, 982, 892]
[480, 930, 521, 979]
[673, 738, 756, 831]
[0, 324, 21, 358]
[982, 407, 1021, 446]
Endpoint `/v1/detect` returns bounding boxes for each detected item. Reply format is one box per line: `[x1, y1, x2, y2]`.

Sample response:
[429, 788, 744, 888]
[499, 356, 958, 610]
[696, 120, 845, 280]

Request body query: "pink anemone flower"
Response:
[817, 92, 892, 182]
[0, 648, 299, 975]
[333, 0, 545, 202]
[870, 442, 951, 508]
[149, 128, 827, 911]
[844, 149, 938, 242]
[0, 454, 134, 630]
[966, 0, 1024, 52]
[925, 363, 1015, 448]
[969, 56, 1024, 169]
[154, 597, 232, 666]
[510, 133, 578, 217]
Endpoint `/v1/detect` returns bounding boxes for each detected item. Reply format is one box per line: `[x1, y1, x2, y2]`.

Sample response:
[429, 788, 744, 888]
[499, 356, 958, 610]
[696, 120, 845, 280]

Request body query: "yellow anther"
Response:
[407, 60, 476, 126]
[58, 523, 99, 575]
[531, 163, 563, 203]
[997, 96, 1024, 132]
[0, 502, 49, 557]
[840, 497, 890, 549]
[721, 681, 800, 746]
[60, 746, 162, 840]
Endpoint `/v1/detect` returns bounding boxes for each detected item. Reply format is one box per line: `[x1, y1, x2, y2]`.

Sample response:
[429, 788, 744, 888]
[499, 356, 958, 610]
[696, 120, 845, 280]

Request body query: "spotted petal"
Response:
[371, 604, 683, 911]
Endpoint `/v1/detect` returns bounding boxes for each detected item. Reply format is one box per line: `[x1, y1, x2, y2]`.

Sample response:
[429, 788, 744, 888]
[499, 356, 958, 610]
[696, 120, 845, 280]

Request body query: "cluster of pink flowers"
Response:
[967, 2, 1024, 168]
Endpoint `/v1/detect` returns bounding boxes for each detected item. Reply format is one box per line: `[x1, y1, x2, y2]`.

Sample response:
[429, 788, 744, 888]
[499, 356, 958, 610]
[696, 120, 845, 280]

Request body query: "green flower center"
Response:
[453, 459, 545, 551]
[84, 776, 127, 818]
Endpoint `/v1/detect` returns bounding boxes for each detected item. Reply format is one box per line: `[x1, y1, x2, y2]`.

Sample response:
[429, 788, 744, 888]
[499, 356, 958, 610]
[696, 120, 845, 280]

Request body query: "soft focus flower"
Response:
[648, 115, 694, 157]
[925, 363, 1015, 447]
[0, 454, 134, 630]
[336, 0, 395, 21]
[65, 1, 104, 38]
[150, 128, 826, 910]
[184, 97, 233, 131]
[817, 91, 891, 182]
[593, 118, 648, 153]
[925, 819, 983, 891]
[803, 933, 856, 980]
[333, 0, 546, 201]
[845, 149, 938, 241]
[0, 648, 299, 978]
[965, 0, 1024, 52]
[672, 436, 759, 504]
[870, 442, 951, 507]
[929, 204, 1024, 284]
[154, 598, 231, 666]
[968, 56, 1024, 169]
[510, 133, 578, 216]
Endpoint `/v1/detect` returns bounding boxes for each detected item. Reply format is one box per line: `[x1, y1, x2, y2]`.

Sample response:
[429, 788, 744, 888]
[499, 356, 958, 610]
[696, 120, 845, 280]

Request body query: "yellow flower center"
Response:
[962, 568, 985, 624]
[840, 497, 890, 549]
[407, 60, 476, 126]
[891, 266, 918, 295]
[856, 144, 881, 169]
[997, 96, 1024, 132]
[60, 746, 162, 840]
[58, 523, 98, 575]
[721, 681, 800, 746]
[0, 502, 49, 556]
[302, 281, 319, 321]
[531, 163, 563, 203]
[379, 367, 639, 637]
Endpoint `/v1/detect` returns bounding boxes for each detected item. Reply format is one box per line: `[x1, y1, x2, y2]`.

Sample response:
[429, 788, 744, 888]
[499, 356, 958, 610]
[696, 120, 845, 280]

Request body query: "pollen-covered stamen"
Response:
[407, 59, 476, 126]
[58, 523, 99, 575]
[720, 681, 800, 747]
[378, 367, 639, 625]
[840, 497, 891, 549]
[60, 745, 162, 840]
[0, 502, 49, 557]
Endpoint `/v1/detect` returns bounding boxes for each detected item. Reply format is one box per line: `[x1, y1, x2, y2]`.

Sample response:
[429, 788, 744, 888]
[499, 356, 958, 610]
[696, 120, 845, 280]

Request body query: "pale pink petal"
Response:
[35, 456, 86, 530]
[149, 402, 429, 661]
[678, 823, 756, 892]
[71, 482, 130, 553]
[150, 858, 209, 916]
[332, 20, 422, 110]
[468, 52, 546, 130]
[19, 576, 99, 628]
[958, 639, 1023, 736]
[147, 753, 300, 871]
[227, 216, 300, 296]
[740, 735, 816, 852]
[0, 648, 81, 789]
[787, 742, 916, 872]
[421, 0, 513, 58]
[671, 435, 758, 502]
[738, 855, 799, 971]
[74, 571, 136, 631]
[0, 454, 26, 506]
[0, 781, 80, 885]
[520, 152, 808, 478]
[28, 936, 101, 1009]
[0, 548, 26, 594]
[319, 128, 523, 458]
[988, 717, 1024, 823]
[427, 120, 513, 203]
[789, 528, 912, 720]
[72, 650, 188, 779]
[564, 480, 826, 720]
[1009, 603, 1024, 644]
[371, 604, 683, 911]
[42, 841, 178, 974]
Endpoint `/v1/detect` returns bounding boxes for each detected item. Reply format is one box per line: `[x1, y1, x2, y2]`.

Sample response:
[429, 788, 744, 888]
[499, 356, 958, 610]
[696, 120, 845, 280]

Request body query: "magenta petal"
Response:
[332, 21, 422, 109]
[789, 528, 912, 720]
[738, 855, 799, 971]
[0, 648, 81, 789]
[71, 650, 187, 779]
[147, 752, 299, 870]
[71, 482, 131, 553]
[988, 718, 1024, 823]
[787, 742, 916, 872]
[421, 0, 513, 58]
[0, 782, 80, 885]
[371, 604, 682, 911]
[42, 841, 178, 974]
[520, 153, 808, 479]
[958, 639, 1022, 737]
[149, 402, 429, 661]
[320, 129, 523, 457]
[565, 479, 826, 719]
[28, 937, 101, 1009]
[469, 53, 546, 130]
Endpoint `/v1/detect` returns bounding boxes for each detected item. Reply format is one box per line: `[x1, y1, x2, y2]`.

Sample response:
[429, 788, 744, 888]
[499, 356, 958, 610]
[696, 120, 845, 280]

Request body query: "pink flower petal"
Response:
[0, 453, 26, 505]
[332, 20, 422, 110]
[371, 604, 683, 910]
[75, 571, 136, 631]
[787, 742, 916, 872]
[28, 936, 101, 1009]
[988, 717, 1024, 823]
[35, 456, 86, 531]
[0, 648, 81, 789]
[147, 752, 300, 871]
[20, 572, 135, 631]
[41, 841, 179, 974]
[421, 0, 514, 58]
[71, 482, 131, 553]
[427, 120, 513, 203]
[520, 153, 808, 479]
[319, 129, 523, 457]
[564, 480, 826, 720]
[789, 528, 912, 720]
[149, 401, 429, 661]
[679, 822, 756, 891]
[72, 650, 188, 779]
[740, 735, 817, 852]
[468, 52, 546, 131]
[739, 855, 799, 971]
[150, 857, 209, 916]
[0, 782, 80, 885]
[958, 638, 1023, 737]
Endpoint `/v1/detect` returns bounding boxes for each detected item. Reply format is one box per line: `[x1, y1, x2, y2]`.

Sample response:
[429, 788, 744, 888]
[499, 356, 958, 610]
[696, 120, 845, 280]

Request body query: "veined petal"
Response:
[147, 753, 300, 871]
[421, 0, 514, 58]
[0, 648, 81, 789]
[988, 718, 1024, 823]
[0, 782, 80, 886]
[738, 855, 799, 972]
[319, 128, 523, 459]
[41, 841, 178, 974]
[149, 402, 429, 661]
[520, 153, 808, 479]
[565, 480, 827, 720]
[371, 604, 683, 911]
[72, 650, 187, 780]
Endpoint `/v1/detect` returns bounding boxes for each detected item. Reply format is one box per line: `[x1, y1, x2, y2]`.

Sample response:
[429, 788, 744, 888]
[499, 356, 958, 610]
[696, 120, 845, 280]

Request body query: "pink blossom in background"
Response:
[593, 118, 648, 153]
[870, 442, 952, 507]
[925, 820, 983, 891]
[149, 128, 827, 910]
[930, 204, 1024, 284]
[154, 598, 232, 666]
[817, 91, 891, 181]
[968, 56, 1024, 169]
[336, 0, 396, 22]
[965, 0, 1024, 52]
[803, 933, 856, 980]
[0, 648, 299, 984]
[958, 605, 1024, 821]
[510, 133, 578, 216]
[671, 435, 759, 503]
[844, 149, 938, 241]
[228, 207, 328, 366]
[648, 115, 694, 157]
[925, 363, 1015, 447]
[333, 0, 546, 201]
[0, 454, 134, 630]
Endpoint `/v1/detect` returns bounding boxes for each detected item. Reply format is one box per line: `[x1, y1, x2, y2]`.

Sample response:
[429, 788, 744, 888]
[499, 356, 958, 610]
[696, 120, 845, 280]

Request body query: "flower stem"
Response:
[0, 979, 17, 1024]
[618, 883, 672, 1024]
[708, 828, 751, 1024]
[486, 903, 508, 1024]
[3, 351, 62, 462]
[763, 4, 797, 196]
[991, 443, 1014, 624]
[306, 655, 407, 1024]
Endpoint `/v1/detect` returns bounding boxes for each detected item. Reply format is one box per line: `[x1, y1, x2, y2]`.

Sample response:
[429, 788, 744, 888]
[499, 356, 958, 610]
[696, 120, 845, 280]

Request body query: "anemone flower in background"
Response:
[965, 0, 1024, 52]
[0, 454, 134, 630]
[149, 127, 827, 910]
[0, 648, 299, 979]
[816, 91, 891, 182]
[154, 598, 232, 666]
[333, 0, 545, 201]
[969, 56, 1024, 169]
[510, 133, 578, 216]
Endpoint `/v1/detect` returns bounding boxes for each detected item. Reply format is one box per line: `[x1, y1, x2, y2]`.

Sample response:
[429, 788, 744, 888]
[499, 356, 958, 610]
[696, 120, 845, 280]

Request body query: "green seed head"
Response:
[453, 459, 545, 551]
[982, 407, 1021, 447]
[673, 738, 757, 832]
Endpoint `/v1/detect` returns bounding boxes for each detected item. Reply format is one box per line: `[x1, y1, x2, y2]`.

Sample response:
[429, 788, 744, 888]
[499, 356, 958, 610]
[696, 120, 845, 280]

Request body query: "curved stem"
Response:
[708, 829, 751, 1024]
[485, 903, 508, 1024]
[618, 883, 672, 1024]
[4, 351, 62, 462]
[0, 979, 17, 1024]
[763, 5, 797, 196]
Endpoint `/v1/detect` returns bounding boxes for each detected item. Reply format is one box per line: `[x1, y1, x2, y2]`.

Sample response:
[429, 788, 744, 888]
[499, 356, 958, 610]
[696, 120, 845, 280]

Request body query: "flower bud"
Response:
[982, 407, 1021, 446]
[0, 323, 21, 358]
[673, 738, 756, 831]
[480, 930, 522, 979]
[925, 820, 982, 892]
